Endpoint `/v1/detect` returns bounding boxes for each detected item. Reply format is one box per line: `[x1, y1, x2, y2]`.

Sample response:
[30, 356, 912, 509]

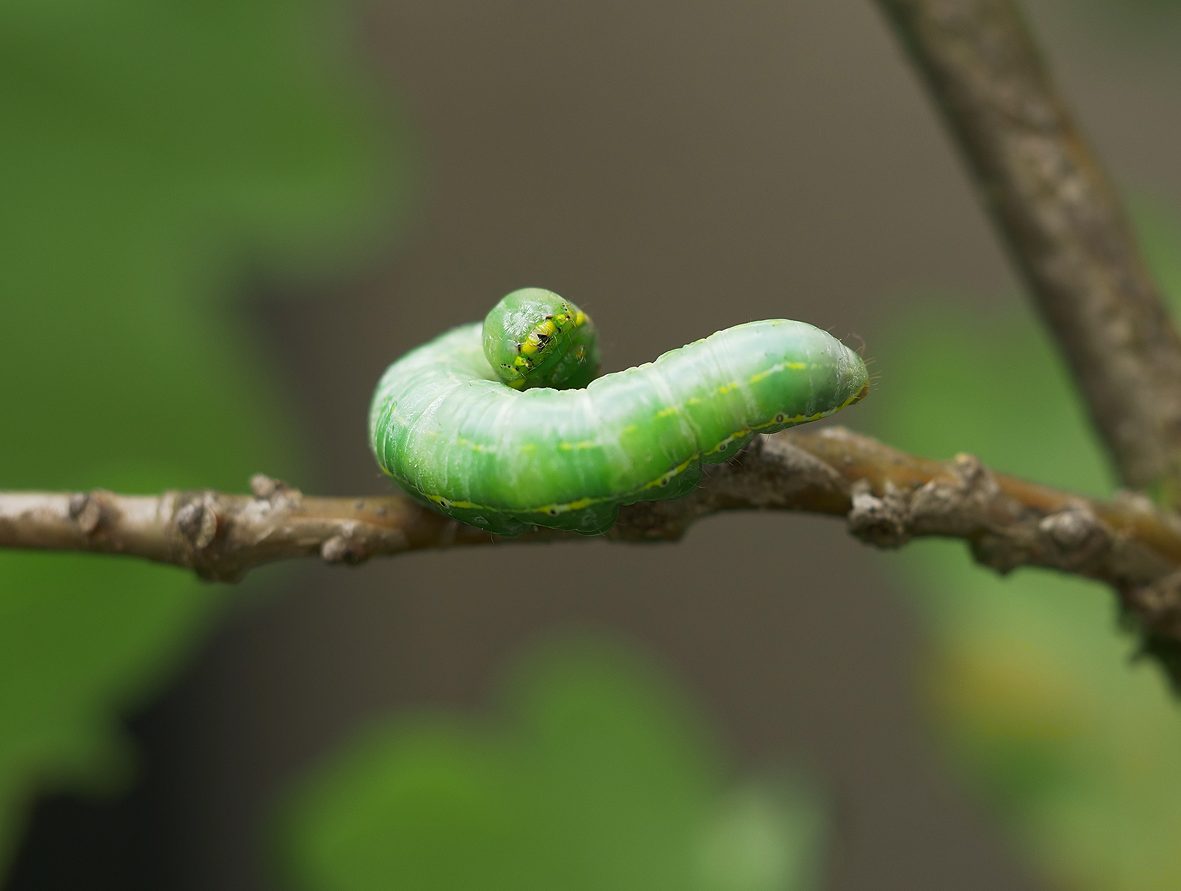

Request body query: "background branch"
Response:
[6, 426, 1181, 684]
[876, 0, 1181, 504]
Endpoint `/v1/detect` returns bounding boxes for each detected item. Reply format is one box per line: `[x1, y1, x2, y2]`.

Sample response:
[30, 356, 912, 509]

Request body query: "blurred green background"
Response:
[3, 0, 1181, 889]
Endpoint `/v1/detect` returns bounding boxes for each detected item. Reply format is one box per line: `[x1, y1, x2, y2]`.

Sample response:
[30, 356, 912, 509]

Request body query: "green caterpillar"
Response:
[369, 288, 868, 535]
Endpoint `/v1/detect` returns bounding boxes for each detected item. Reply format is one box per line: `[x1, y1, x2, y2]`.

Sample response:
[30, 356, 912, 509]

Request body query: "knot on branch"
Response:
[1038, 507, 1111, 567]
[971, 504, 1111, 576]
[250, 473, 302, 508]
[175, 494, 220, 551]
[914, 453, 1001, 531]
[848, 481, 910, 547]
[847, 452, 1004, 550]
[68, 491, 109, 536]
[321, 526, 370, 566]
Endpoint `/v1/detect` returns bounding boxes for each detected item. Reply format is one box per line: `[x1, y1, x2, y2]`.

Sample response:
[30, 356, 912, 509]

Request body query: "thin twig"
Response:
[5, 427, 1181, 682]
[876, 0, 1181, 503]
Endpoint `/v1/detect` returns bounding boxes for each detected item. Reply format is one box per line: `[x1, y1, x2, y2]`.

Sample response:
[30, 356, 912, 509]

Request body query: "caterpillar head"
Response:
[483, 288, 601, 390]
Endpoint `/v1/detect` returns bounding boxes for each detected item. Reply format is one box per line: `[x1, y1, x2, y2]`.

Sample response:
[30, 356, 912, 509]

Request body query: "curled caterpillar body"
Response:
[369, 288, 869, 535]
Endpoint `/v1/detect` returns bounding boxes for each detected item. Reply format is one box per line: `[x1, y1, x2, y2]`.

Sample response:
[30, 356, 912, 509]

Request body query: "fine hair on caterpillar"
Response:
[370, 288, 869, 535]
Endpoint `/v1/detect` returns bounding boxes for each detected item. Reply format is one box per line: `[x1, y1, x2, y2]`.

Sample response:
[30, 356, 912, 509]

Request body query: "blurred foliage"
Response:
[868, 207, 1181, 891]
[279, 638, 826, 891]
[0, 0, 395, 875]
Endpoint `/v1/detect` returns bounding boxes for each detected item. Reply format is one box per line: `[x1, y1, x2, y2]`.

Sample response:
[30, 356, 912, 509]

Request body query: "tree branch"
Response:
[5, 426, 1181, 682]
[876, 0, 1181, 504]
[11, 0, 1181, 691]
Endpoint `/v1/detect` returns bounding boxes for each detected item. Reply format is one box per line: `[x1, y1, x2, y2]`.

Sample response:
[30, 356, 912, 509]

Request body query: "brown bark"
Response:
[876, 0, 1181, 503]
[6, 428, 1181, 677]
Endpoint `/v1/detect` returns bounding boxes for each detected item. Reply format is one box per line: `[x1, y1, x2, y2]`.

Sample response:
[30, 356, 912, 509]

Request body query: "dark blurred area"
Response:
[4, 1, 1181, 889]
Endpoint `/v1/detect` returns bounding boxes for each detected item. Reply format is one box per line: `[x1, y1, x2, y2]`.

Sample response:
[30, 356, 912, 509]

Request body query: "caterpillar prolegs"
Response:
[369, 289, 869, 535]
